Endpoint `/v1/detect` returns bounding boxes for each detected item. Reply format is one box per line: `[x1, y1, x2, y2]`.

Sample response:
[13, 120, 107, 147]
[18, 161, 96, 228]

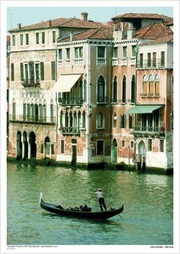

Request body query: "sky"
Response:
[6, 4, 174, 31]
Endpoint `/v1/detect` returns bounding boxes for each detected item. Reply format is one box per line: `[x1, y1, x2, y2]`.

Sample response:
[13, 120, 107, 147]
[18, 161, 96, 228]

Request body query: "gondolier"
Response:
[95, 188, 107, 211]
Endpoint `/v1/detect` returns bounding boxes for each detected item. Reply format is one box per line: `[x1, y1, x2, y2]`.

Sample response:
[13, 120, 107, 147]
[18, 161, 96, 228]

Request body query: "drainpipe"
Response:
[86, 41, 91, 164]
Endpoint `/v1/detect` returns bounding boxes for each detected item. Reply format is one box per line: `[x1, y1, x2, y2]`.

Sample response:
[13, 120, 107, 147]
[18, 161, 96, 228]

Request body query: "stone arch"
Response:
[23, 131, 28, 158]
[29, 131, 36, 158]
[16, 131, 22, 159]
[44, 136, 51, 159]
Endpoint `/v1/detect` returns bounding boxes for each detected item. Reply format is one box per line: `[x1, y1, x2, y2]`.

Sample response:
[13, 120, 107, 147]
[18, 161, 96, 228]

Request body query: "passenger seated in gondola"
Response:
[80, 205, 92, 211]
[56, 205, 63, 209]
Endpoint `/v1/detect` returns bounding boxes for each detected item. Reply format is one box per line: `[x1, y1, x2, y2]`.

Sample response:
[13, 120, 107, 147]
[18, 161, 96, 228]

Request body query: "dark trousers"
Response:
[98, 197, 107, 211]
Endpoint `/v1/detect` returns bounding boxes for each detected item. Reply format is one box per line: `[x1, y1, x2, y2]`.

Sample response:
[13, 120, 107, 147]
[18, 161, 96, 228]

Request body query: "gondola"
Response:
[39, 193, 124, 220]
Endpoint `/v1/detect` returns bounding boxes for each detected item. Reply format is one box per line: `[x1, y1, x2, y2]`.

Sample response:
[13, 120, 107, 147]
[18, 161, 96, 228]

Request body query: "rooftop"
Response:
[112, 13, 173, 24]
[134, 22, 173, 40]
[59, 27, 113, 42]
[9, 17, 106, 33]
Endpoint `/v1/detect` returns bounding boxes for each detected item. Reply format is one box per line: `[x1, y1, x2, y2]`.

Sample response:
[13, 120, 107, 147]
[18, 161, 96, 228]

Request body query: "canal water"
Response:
[7, 162, 173, 249]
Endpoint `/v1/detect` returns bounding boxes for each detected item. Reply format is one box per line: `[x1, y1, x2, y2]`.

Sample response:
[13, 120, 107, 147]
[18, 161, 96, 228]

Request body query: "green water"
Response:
[7, 162, 173, 246]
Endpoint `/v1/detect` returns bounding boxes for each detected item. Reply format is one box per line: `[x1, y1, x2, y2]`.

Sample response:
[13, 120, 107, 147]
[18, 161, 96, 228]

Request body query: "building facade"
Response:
[7, 12, 173, 171]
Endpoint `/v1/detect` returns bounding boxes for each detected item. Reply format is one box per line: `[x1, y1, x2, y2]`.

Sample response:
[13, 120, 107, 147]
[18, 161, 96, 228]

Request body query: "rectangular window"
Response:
[123, 46, 127, 58]
[131, 45, 136, 57]
[97, 46, 106, 64]
[129, 115, 132, 129]
[42, 32, 45, 44]
[58, 49, 62, 62]
[40, 62, 44, 80]
[97, 140, 104, 155]
[29, 62, 34, 82]
[61, 140, 64, 154]
[25, 63, 28, 80]
[26, 33, 29, 45]
[12, 35, 15, 46]
[11, 63, 14, 81]
[20, 63, 24, 81]
[51, 61, 56, 80]
[160, 140, 164, 152]
[36, 33, 39, 44]
[98, 46, 105, 58]
[153, 52, 156, 67]
[66, 48, 70, 60]
[148, 139, 152, 151]
[52, 31, 56, 43]
[161, 51, 165, 67]
[147, 53, 151, 67]
[20, 34, 23, 45]
[75, 47, 83, 59]
[120, 115, 126, 128]
[140, 53, 143, 68]
[35, 63, 40, 81]
[113, 47, 118, 58]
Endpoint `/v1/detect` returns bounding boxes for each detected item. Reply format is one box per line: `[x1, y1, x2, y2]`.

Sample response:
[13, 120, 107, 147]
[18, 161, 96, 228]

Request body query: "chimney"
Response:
[81, 12, 88, 21]
[47, 20, 51, 27]
[17, 23, 21, 29]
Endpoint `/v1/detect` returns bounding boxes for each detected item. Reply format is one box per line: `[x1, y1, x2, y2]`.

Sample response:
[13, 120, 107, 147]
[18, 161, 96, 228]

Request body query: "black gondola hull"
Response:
[40, 196, 124, 220]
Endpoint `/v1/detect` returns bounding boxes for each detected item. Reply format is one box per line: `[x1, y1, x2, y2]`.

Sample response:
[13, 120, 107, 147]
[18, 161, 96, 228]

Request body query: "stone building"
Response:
[7, 12, 173, 171]
[111, 13, 173, 170]
[8, 13, 107, 160]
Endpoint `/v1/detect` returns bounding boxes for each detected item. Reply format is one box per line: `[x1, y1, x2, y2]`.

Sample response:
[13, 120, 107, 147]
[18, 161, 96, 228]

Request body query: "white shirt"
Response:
[96, 191, 104, 199]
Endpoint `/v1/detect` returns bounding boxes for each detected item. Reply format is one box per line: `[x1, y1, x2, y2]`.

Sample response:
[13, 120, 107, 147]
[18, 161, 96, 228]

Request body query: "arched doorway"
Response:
[23, 131, 28, 158]
[29, 132, 36, 158]
[44, 136, 51, 158]
[16, 131, 22, 159]
[138, 141, 146, 171]
[112, 139, 118, 164]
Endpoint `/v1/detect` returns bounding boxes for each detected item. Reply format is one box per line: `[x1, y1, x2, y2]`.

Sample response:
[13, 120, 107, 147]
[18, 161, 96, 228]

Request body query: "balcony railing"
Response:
[140, 93, 160, 98]
[59, 126, 80, 135]
[22, 79, 40, 88]
[58, 97, 84, 106]
[131, 125, 165, 136]
[137, 58, 166, 69]
[9, 115, 56, 124]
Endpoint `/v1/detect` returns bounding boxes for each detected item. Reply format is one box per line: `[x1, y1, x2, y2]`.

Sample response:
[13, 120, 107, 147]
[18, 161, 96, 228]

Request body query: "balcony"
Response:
[131, 125, 165, 137]
[58, 97, 84, 106]
[22, 79, 40, 88]
[140, 93, 160, 98]
[59, 126, 80, 136]
[9, 115, 56, 124]
[137, 58, 166, 69]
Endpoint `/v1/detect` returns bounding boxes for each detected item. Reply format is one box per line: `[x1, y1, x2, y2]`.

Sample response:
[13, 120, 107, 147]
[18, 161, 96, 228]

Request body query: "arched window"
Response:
[131, 75, 135, 103]
[112, 76, 117, 102]
[82, 111, 86, 128]
[148, 74, 154, 94]
[122, 76, 126, 103]
[60, 111, 64, 127]
[154, 74, 160, 94]
[50, 100, 54, 122]
[97, 75, 105, 103]
[97, 112, 104, 129]
[142, 75, 148, 94]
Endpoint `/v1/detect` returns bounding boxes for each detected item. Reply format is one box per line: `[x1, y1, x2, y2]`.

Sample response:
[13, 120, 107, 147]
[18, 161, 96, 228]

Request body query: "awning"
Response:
[51, 74, 81, 92]
[126, 105, 163, 114]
